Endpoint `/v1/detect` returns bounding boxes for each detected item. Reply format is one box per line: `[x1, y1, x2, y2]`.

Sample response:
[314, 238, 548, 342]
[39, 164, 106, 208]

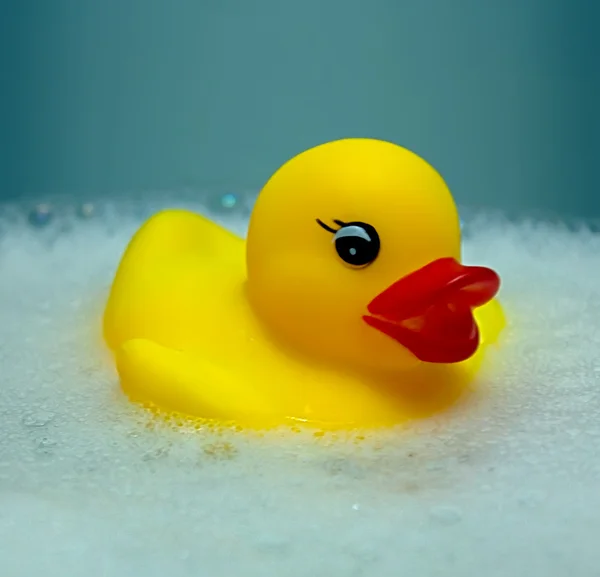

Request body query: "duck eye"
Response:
[333, 222, 380, 268]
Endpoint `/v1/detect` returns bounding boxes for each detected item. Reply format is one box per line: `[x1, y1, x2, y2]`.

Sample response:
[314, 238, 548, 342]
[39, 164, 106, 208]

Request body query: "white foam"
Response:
[0, 199, 599, 576]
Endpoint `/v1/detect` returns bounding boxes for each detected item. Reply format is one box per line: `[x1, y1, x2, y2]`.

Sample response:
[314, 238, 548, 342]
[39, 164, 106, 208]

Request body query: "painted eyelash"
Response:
[316, 219, 348, 233]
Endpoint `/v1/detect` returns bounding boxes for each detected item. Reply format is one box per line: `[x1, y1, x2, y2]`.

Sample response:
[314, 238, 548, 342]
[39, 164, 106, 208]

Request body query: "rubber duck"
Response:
[103, 138, 505, 429]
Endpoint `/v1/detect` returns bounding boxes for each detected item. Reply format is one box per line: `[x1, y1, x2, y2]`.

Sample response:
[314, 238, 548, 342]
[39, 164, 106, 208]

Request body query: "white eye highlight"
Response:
[333, 225, 372, 243]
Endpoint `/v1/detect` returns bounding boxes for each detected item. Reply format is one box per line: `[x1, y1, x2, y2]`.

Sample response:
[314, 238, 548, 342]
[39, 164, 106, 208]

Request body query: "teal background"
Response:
[1, 0, 597, 216]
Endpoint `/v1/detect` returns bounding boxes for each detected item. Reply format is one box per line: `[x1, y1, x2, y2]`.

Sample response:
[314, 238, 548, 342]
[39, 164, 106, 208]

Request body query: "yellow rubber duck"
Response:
[103, 138, 505, 430]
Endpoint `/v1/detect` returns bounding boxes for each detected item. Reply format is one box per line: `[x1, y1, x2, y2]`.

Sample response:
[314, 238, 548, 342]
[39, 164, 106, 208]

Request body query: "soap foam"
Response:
[0, 197, 599, 577]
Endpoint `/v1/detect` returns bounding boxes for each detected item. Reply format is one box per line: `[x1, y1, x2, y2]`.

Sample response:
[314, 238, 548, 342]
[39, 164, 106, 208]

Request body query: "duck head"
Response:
[246, 138, 500, 373]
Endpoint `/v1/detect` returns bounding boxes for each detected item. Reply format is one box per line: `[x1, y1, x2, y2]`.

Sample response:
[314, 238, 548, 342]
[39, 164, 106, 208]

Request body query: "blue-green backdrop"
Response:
[1, 0, 597, 216]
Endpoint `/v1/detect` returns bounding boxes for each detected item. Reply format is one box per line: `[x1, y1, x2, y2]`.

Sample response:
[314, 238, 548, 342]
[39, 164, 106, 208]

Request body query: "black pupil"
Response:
[334, 223, 380, 267]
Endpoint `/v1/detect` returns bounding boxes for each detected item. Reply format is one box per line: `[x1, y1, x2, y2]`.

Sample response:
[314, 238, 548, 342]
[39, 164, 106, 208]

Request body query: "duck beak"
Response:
[363, 257, 500, 363]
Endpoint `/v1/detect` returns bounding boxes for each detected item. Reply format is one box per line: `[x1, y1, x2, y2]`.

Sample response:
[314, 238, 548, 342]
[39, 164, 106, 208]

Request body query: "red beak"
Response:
[363, 258, 500, 363]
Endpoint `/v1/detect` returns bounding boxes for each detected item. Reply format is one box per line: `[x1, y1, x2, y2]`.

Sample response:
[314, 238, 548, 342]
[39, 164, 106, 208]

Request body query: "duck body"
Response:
[103, 139, 505, 430]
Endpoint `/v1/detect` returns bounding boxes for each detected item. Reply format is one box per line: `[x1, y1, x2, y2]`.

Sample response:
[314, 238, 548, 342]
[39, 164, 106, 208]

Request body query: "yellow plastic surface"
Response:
[103, 138, 505, 430]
